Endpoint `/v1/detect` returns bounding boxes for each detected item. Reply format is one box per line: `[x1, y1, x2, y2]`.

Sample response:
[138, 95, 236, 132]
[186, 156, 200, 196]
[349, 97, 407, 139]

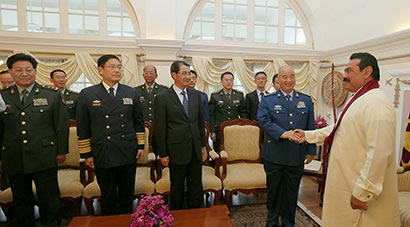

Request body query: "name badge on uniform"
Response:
[217, 100, 224, 105]
[65, 100, 74, 105]
[92, 100, 101, 106]
[123, 98, 133, 105]
[297, 101, 306, 109]
[33, 98, 48, 106]
[233, 99, 240, 104]
[139, 96, 144, 102]
[274, 105, 282, 110]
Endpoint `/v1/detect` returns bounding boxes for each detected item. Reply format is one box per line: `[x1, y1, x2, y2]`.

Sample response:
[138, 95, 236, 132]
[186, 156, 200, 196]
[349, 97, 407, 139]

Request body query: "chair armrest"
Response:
[147, 153, 156, 162]
[220, 150, 228, 181]
[148, 153, 157, 183]
[398, 167, 404, 174]
[209, 150, 219, 160]
[80, 158, 95, 187]
[156, 155, 163, 181]
[209, 150, 222, 179]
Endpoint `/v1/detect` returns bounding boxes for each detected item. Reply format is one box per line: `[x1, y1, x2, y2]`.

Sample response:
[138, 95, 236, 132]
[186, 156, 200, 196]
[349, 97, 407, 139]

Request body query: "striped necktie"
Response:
[181, 90, 189, 116]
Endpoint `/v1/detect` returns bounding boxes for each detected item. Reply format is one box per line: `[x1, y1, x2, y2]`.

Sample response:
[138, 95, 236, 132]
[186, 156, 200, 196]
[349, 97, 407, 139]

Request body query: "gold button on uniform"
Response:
[23, 140, 28, 144]
[148, 107, 152, 110]
[105, 115, 109, 119]
[106, 125, 110, 129]
[149, 120, 152, 123]
[21, 112, 26, 116]
[107, 136, 111, 140]
[228, 117, 231, 120]
[289, 113, 293, 117]
[50, 141, 54, 145]
[121, 124, 125, 128]
[21, 121, 26, 125]
[290, 121, 293, 125]
[120, 114, 124, 117]
[149, 114, 152, 117]
[40, 109, 44, 113]
[228, 112, 231, 114]
[22, 131, 26, 135]
[267, 140, 271, 143]
[228, 106, 231, 109]
[149, 101, 152, 104]
[121, 135, 125, 139]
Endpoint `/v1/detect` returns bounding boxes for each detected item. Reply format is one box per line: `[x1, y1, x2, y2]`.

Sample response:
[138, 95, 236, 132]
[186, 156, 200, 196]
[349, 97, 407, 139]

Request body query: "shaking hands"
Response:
[281, 129, 306, 144]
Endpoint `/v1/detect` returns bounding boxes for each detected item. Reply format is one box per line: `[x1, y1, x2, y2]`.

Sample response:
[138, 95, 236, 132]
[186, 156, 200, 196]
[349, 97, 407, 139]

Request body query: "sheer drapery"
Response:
[0, 51, 140, 88]
[191, 56, 319, 102]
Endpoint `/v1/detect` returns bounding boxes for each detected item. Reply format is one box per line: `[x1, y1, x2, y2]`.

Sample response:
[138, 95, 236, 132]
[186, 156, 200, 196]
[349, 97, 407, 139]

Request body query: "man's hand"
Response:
[56, 154, 66, 164]
[281, 130, 300, 143]
[350, 195, 368, 211]
[85, 157, 95, 169]
[305, 154, 314, 164]
[211, 132, 216, 141]
[136, 149, 144, 160]
[161, 156, 170, 167]
[202, 146, 206, 156]
[294, 129, 306, 143]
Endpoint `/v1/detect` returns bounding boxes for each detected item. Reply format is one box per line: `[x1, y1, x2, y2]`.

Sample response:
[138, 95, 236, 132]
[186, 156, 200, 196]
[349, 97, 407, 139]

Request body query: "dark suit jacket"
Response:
[76, 83, 145, 169]
[0, 83, 69, 174]
[154, 86, 206, 165]
[258, 90, 316, 166]
[200, 91, 210, 123]
[245, 90, 260, 121]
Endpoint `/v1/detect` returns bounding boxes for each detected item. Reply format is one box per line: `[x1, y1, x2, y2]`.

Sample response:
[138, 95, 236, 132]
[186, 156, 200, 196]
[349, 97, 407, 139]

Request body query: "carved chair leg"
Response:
[214, 190, 221, 205]
[225, 190, 232, 210]
[84, 198, 95, 215]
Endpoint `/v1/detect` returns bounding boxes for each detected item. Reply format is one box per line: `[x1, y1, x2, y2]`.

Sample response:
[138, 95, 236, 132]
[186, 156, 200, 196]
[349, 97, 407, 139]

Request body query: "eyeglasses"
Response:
[107, 64, 123, 70]
[178, 71, 191, 76]
[13, 67, 35, 74]
[144, 72, 156, 75]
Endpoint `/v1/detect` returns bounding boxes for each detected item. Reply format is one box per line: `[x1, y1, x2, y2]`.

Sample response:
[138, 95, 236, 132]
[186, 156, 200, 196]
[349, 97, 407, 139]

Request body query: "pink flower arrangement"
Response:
[315, 115, 328, 129]
[129, 194, 174, 227]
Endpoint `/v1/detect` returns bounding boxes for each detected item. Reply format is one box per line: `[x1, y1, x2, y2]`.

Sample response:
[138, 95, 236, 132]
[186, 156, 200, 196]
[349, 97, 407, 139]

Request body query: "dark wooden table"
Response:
[68, 205, 233, 227]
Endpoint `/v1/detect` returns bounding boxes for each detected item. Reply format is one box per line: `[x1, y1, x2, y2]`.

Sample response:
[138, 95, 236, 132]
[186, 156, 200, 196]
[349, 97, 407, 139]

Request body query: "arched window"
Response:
[186, 0, 312, 48]
[0, 0, 139, 37]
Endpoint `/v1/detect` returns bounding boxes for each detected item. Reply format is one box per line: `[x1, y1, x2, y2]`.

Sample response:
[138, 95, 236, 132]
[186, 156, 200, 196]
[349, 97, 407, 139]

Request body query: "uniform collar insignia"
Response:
[65, 91, 69, 96]
[277, 93, 281, 97]
[10, 88, 15, 94]
[35, 88, 40, 93]
[296, 93, 299, 97]
[155, 85, 158, 88]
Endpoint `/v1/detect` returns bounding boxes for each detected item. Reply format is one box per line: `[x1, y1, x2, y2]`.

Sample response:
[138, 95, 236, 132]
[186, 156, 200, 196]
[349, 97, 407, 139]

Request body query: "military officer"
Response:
[209, 72, 247, 152]
[258, 65, 316, 227]
[76, 55, 145, 215]
[136, 65, 168, 124]
[1, 53, 69, 226]
[50, 69, 78, 120]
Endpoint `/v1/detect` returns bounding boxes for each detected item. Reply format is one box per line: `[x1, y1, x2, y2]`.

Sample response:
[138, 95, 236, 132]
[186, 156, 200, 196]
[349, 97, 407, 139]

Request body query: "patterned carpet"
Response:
[230, 203, 320, 227]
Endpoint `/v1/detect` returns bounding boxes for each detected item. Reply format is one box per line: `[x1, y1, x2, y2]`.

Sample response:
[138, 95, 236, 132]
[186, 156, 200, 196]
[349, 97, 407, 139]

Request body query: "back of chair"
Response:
[59, 126, 80, 168]
[220, 118, 262, 163]
[137, 122, 153, 165]
[398, 169, 410, 192]
[202, 122, 211, 164]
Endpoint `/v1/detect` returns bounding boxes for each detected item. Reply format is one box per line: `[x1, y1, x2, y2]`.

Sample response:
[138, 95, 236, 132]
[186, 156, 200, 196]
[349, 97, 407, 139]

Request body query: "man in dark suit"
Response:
[245, 71, 268, 121]
[135, 65, 168, 124]
[154, 61, 206, 210]
[209, 72, 247, 152]
[258, 65, 316, 227]
[0, 53, 69, 226]
[188, 70, 210, 123]
[50, 69, 79, 120]
[76, 55, 145, 215]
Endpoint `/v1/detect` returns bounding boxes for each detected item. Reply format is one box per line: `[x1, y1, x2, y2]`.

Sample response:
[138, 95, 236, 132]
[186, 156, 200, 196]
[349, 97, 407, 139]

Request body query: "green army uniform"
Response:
[0, 82, 69, 226]
[209, 88, 247, 152]
[62, 89, 79, 120]
[136, 82, 168, 124]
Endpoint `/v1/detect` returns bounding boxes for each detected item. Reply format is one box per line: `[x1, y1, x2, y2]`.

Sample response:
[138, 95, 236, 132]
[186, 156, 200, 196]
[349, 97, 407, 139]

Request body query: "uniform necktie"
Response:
[286, 94, 291, 103]
[109, 87, 115, 97]
[259, 92, 263, 102]
[21, 89, 29, 105]
[148, 87, 152, 95]
[181, 90, 189, 116]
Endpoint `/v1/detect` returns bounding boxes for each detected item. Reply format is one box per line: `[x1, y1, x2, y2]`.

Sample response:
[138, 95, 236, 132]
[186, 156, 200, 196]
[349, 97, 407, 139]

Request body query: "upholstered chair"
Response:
[219, 118, 266, 209]
[397, 166, 410, 227]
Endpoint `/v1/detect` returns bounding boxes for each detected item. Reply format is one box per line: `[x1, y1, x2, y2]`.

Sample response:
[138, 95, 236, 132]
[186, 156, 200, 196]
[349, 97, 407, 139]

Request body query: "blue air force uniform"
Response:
[258, 90, 316, 227]
[76, 83, 145, 215]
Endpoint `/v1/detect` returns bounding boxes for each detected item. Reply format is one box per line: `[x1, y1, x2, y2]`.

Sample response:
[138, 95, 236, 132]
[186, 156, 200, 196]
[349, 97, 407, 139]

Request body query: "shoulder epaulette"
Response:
[233, 89, 243, 94]
[42, 85, 59, 91]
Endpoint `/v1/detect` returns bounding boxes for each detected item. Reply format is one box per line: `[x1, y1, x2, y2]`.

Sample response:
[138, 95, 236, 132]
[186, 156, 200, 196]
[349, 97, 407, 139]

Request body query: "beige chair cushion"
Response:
[222, 163, 266, 191]
[83, 167, 155, 199]
[60, 127, 80, 167]
[398, 171, 410, 192]
[137, 127, 151, 165]
[155, 166, 222, 194]
[202, 166, 222, 191]
[399, 192, 410, 227]
[135, 167, 155, 195]
[155, 168, 170, 194]
[58, 169, 84, 198]
[0, 182, 37, 204]
[223, 125, 260, 161]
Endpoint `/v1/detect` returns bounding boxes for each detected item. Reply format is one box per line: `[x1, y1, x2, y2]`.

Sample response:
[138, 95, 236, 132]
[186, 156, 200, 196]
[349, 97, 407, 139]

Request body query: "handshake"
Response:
[282, 129, 306, 143]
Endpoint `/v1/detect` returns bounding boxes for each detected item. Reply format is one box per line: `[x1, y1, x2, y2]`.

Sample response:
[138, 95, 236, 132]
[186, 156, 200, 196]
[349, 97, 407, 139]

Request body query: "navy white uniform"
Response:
[258, 90, 316, 227]
[76, 82, 145, 215]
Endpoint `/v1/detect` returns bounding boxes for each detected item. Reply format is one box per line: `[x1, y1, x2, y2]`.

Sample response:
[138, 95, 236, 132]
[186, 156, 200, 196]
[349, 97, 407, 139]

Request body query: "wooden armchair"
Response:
[219, 118, 266, 209]
[155, 122, 223, 206]
[82, 122, 156, 215]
